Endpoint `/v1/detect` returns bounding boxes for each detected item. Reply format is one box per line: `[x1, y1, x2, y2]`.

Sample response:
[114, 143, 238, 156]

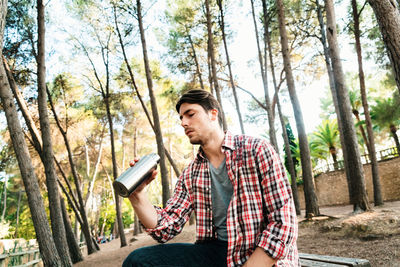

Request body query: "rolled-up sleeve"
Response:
[255, 142, 298, 260]
[144, 173, 194, 243]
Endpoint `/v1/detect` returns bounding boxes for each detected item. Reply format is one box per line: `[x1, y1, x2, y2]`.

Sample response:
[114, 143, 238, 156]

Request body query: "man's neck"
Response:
[201, 129, 225, 168]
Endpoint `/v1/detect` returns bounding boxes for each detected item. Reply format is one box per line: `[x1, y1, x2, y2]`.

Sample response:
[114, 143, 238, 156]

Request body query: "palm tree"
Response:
[349, 90, 369, 150]
[371, 95, 400, 154]
[312, 120, 340, 169]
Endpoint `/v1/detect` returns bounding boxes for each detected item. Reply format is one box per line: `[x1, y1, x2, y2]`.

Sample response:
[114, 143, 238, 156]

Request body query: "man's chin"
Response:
[188, 137, 202, 145]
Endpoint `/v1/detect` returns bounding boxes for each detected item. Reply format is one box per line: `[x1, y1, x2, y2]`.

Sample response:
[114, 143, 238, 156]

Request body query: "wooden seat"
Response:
[299, 253, 371, 267]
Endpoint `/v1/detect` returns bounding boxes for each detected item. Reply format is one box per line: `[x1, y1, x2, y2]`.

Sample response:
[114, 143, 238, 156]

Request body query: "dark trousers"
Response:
[122, 240, 228, 267]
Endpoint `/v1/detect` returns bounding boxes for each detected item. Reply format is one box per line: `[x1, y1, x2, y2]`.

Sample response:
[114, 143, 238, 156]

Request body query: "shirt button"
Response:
[207, 229, 211, 232]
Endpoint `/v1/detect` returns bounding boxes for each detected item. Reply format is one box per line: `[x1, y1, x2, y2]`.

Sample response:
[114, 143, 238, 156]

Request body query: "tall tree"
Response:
[136, 0, 171, 206]
[349, 90, 370, 150]
[325, 0, 370, 212]
[164, 1, 206, 90]
[0, 1, 62, 265]
[368, 0, 400, 95]
[216, 0, 245, 134]
[264, 3, 301, 214]
[204, 0, 227, 130]
[276, 0, 320, 217]
[112, 3, 181, 180]
[315, 0, 354, 201]
[47, 76, 99, 254]
[250, 0, 278, 150]
[37, 0, 72, 265]
[351, 0, 383, 206]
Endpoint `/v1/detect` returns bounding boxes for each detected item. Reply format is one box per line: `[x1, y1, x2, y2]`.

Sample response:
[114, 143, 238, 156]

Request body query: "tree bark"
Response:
[276, 0, 320, 217]
[137, 0, 172, 206]
[325, 0, 370, 212]
[37, 1, 72, 265]
[217, 0, 245, 134]
[0, 3, 61, 263]
[368, 0, 400, 95]
[60, 196, 83, 264]
[204, 0, 227, 130]
[350, 0, 383, 206]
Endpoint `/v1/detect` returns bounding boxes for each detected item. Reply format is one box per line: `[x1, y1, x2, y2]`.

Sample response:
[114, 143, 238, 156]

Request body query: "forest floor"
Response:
[74, 200, 400, 267]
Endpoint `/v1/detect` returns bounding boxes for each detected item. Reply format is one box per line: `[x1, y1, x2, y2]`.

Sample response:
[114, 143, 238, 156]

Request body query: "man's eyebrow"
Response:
[179, 109, 193, 120]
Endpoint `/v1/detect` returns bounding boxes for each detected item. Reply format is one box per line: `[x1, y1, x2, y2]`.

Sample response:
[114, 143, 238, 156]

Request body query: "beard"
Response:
[188, 136, 203, 146]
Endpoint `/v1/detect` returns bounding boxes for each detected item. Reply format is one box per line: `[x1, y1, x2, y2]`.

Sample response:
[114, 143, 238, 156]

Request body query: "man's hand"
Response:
[126, 158, 158, 229]
[243, 247, 277, 267]
[127, 158, 158, 204]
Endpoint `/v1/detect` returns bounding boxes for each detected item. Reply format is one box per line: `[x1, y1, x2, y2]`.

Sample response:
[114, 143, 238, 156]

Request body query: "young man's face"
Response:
[179, 102, 218, 145]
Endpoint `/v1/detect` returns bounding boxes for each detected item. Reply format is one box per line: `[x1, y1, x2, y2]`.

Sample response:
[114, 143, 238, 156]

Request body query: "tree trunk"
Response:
[3, 56, 43, 154]
[316, 0, 353, 203]
[14, 190, 22, 237]
[265, 6, 300, 215]
[251, 0, 278, 150]
[352, 0, 383, 206]
[0, 4, 61, 263]
[217, 0, 245, 134]
[261, 0, 279, 151]
[104, 94, 127, 246]
[204, 0, 228, 130]
[390, 125, 400, 153]
[137, 0, 171, 206]
[37, 1, 72, 265]
[60, 196, 83, 264]
[186, 29, 205, 90]
[276, 0, 320, 217]
[1, 177, 6, 221]
[47, 85, 98, 254]
[368, 0, 400, 95]
[353, 111, 370, 150]
[325, 0, 370, 212]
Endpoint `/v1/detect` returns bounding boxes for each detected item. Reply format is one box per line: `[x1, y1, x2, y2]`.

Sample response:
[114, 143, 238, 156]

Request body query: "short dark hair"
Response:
[176, 89, 223, 127]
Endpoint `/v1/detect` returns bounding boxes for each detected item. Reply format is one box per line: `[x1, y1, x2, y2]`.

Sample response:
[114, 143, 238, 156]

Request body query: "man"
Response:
[123, 90, 299, 266]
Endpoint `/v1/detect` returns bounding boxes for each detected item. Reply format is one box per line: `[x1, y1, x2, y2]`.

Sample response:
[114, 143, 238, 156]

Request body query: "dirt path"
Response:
[74, 201, 400, 267]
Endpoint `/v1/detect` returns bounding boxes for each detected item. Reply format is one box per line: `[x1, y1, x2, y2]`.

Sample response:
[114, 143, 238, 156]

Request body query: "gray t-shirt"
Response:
[209, 158, 233, 241]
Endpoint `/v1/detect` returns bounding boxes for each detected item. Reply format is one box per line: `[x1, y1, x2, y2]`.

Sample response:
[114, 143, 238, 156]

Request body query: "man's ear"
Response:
[209, 109, 218, 122]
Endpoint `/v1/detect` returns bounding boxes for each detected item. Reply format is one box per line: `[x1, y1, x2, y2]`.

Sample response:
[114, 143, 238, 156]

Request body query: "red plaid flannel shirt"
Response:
[145, 132, 299, 266]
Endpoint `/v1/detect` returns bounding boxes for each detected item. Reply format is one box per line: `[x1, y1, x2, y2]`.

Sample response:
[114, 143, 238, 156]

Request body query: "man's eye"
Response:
[189, 113, 194, 117]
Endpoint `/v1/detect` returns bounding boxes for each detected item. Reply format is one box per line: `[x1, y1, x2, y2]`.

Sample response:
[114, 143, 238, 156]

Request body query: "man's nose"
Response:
[181, 118, 187, 128]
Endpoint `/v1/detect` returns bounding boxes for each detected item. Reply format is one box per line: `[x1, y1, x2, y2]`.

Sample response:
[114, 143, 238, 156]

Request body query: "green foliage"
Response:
[311, 119, 340, 162]
[370, 91, 400, 131]
[283, 123, 300, 180]
[98, 201, 116, 235]
[4, 0, 36, 85]
[122, 198, 134, 228]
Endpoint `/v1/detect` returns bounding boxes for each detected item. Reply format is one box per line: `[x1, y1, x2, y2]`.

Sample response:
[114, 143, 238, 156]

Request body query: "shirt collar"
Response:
[195, 131, 236, 162]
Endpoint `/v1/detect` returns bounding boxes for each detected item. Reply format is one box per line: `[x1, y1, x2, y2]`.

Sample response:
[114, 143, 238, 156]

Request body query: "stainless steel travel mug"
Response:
[113, 153, 160, 197]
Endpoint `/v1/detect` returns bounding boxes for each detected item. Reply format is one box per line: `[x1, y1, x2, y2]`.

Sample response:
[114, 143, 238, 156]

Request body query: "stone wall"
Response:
[297, 156, 400, 208]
